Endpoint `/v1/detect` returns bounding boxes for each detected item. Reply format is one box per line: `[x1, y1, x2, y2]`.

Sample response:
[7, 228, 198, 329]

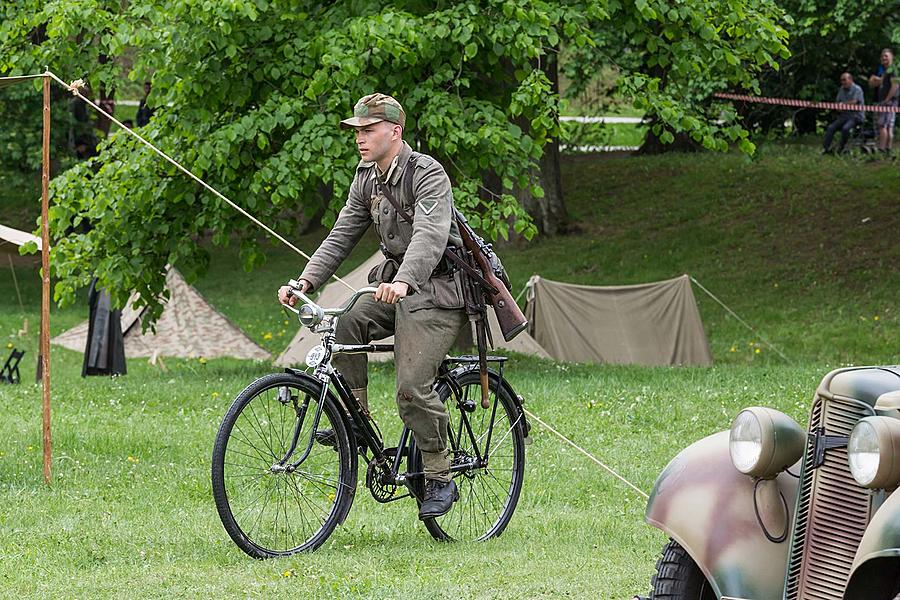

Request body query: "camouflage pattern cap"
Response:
[340, 93, 406, 129]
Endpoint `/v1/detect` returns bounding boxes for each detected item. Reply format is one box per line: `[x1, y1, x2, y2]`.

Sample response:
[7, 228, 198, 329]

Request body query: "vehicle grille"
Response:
[784, 396, 874, 600]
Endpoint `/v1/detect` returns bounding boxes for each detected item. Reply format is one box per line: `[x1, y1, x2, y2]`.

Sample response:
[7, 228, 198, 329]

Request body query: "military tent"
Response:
[1, 223, 42, 265]
[275, 252, 549, 367]
[52, 268, 270, 361]
[524, 274, 712, 366]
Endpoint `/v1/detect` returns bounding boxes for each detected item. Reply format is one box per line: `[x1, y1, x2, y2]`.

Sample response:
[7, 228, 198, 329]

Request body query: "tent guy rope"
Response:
[690, 276, 792, 363]
[524, 408, 650, 500]
[45, 71, 356, 293]
[44, 70, 657, 502]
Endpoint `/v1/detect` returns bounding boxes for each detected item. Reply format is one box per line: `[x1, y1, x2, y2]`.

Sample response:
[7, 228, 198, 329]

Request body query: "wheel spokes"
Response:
[223, 385, 343, 553]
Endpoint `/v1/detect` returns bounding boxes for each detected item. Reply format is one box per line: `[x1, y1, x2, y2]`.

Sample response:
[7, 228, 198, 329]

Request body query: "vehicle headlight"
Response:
[848, 417, 900, 489]
[298, 303, 324, 327]
[729, 407, 805, 478]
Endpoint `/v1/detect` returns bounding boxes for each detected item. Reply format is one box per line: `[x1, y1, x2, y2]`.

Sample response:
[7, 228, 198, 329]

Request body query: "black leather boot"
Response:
[418, 479, 459, 520]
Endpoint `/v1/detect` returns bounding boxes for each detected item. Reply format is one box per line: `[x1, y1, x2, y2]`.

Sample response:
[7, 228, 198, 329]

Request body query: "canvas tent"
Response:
[524, 274, 712, 366]
[52, 268, 270, 361]
[275, 252, 549, 367]
[1, 223, 42, 264]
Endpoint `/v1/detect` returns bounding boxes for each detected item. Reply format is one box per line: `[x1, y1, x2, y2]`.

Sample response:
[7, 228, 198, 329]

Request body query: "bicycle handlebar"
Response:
[282, 280, 379, 327]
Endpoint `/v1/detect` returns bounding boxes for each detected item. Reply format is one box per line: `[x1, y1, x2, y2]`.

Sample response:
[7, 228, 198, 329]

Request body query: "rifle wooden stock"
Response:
[456, 223, 528, 342]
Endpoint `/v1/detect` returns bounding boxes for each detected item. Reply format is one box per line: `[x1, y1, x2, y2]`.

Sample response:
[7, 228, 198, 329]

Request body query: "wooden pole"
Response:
[40, 73, 52, 485]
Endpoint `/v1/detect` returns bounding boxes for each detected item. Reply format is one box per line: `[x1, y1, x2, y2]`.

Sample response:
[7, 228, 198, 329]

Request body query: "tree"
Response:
[563, 0, 790, 154]
[747, 0, 900, 134]
[1, 0, 790, 323]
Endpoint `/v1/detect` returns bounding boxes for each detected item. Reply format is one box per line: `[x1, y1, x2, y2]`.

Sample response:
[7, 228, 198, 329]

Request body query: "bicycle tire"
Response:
[212, 372, 357, 558]
[410, 368, 526, 542]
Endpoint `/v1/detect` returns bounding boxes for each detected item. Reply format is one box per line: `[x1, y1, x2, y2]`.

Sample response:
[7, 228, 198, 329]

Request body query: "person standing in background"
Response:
[869, 49, 898, 153]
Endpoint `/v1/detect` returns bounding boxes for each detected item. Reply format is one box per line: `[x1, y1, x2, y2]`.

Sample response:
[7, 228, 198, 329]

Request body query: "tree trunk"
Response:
[637, 122, 702, 155]
[510, 51, 568, 236]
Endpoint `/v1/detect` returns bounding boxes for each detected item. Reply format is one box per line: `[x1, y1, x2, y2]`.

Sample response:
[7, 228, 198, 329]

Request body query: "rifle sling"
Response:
[375, 176, 498, 295]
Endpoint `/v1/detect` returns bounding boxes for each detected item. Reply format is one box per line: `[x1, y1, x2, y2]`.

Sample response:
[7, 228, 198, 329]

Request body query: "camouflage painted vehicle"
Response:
[638, 366, 900, 600]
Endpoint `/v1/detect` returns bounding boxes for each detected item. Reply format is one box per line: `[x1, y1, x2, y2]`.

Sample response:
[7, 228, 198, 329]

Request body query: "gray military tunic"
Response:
[299, 141, 466, 480]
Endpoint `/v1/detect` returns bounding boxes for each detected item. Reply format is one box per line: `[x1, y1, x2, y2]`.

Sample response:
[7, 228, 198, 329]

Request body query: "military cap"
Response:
[340, 93, 406, 129]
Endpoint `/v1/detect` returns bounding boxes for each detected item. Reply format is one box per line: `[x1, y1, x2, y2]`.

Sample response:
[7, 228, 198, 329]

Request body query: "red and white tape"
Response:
[715, 92, 900, 113]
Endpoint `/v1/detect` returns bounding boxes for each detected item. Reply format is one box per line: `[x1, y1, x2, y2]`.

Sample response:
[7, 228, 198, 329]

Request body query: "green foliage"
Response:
[563, 0, 790, 152]
[748, 0, 900, 132]
[1, 0, 792, 323]
[1, 0, 609, 322]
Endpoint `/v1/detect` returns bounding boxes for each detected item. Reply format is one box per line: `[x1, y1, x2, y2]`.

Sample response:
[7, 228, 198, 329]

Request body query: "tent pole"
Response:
[40, 73, 52, 485]
[8, 253, 24, 312]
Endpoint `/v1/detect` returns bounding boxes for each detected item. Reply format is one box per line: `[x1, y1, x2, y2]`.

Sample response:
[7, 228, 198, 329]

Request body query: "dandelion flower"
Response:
[263, 332, 273, 341]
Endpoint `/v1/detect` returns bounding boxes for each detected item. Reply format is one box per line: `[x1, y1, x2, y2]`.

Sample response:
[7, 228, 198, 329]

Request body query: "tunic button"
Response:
[388, 233, 395, 239]
[383, 207, 389, 215]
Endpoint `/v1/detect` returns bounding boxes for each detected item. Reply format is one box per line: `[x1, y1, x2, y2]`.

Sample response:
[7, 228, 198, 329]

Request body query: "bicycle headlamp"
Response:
[729, 407, 805, 478]
[298, 303, 324, 327]
[848, 417, 900, 489]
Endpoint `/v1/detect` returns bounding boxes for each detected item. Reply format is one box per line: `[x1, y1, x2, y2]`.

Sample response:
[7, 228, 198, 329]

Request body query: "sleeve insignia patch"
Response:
[417, 198, 438, 215]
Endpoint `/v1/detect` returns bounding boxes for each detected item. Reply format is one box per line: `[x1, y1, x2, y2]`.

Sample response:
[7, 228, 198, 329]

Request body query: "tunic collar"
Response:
[361, 141, 413, 186]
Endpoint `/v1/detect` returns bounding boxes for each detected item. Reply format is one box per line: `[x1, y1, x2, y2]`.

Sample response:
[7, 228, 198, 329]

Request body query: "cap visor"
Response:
[340, 116, 384, 129]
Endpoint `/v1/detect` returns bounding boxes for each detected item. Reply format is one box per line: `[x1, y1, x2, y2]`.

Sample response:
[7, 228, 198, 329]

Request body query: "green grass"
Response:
[1, 141, 898, 597]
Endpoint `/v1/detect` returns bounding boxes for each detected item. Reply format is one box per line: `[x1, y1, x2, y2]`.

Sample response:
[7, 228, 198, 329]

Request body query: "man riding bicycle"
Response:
[277, 93, 466, 519]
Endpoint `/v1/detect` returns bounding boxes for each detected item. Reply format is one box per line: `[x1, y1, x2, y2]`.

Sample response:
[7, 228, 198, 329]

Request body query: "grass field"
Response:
[0, 139, 897, 598]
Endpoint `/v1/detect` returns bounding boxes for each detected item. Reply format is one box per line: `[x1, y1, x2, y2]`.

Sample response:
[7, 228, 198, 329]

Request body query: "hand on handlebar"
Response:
[374, 281, 409, 304]
[278, 280, 310, 307]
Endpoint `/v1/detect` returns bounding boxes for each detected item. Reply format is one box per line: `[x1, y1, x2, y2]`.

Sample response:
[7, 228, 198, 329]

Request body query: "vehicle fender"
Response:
[646, 431, 800, 600]
[845, 489, 900, 599]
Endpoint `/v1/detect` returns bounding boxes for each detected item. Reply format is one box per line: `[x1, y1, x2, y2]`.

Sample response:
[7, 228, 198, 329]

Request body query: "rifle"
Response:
[453, 209, 528, 342]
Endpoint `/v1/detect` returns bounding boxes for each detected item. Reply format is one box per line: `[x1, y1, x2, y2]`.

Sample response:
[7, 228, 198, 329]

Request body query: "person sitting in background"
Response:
[822, 72, 864, 154]
[869, 48, 898, 153]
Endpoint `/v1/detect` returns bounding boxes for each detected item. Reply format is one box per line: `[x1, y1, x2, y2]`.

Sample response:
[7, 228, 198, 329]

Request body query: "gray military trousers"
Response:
[332, 294, 467, 482]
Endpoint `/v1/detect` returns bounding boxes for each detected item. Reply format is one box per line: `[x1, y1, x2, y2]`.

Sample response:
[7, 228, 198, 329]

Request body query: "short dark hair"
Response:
[882, 48, 894, 56]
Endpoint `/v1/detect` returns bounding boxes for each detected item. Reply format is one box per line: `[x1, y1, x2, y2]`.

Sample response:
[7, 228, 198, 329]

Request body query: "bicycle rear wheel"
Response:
[211, 372, 357, 558]
[411, 368, 526, 542]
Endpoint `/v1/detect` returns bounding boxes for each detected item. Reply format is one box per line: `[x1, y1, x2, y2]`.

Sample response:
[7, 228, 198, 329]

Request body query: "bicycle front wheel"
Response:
[211, 372, 357, 558]
[413, 368, 526, 542]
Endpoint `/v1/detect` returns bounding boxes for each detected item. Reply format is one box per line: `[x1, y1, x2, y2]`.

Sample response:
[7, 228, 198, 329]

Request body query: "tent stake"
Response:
[40, 72, 52, 485]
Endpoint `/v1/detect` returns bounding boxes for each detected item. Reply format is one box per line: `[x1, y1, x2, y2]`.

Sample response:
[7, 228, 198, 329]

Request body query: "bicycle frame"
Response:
[278, 284, 524, 498]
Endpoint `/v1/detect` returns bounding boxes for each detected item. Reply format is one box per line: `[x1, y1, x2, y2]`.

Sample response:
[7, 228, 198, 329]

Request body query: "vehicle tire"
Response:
[651, 539, 716, 600]
[409, 368, 526, 542]
[212, 372, 357, 558]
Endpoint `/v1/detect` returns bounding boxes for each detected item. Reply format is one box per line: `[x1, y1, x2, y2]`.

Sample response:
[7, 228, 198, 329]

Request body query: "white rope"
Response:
[45, 71, 356, 293]
[524, 408, 650, 500]
[689, 276, 792, 363]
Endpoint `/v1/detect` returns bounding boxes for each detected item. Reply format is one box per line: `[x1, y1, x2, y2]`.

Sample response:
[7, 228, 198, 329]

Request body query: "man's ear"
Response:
[392, 124, 403, 141]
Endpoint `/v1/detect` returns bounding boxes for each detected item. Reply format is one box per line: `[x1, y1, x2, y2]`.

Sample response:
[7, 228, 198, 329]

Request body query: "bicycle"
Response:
[211, 282, 530, 558]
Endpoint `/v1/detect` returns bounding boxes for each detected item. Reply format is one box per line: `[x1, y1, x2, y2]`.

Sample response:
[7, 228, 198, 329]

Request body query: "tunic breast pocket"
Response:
[370, 194, 384, 231]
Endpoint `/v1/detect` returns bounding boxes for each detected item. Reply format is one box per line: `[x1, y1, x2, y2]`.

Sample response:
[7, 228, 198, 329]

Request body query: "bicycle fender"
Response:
[646, 431, 800, 600]
[442, 365, 530, 440]
[283, 368, 358, 526]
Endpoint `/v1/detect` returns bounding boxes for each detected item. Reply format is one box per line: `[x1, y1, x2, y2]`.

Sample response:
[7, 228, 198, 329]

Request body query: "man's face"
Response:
[354, 121, 400, 163]
[840, 73, 852, 88]
[882, 51, 893, 68]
